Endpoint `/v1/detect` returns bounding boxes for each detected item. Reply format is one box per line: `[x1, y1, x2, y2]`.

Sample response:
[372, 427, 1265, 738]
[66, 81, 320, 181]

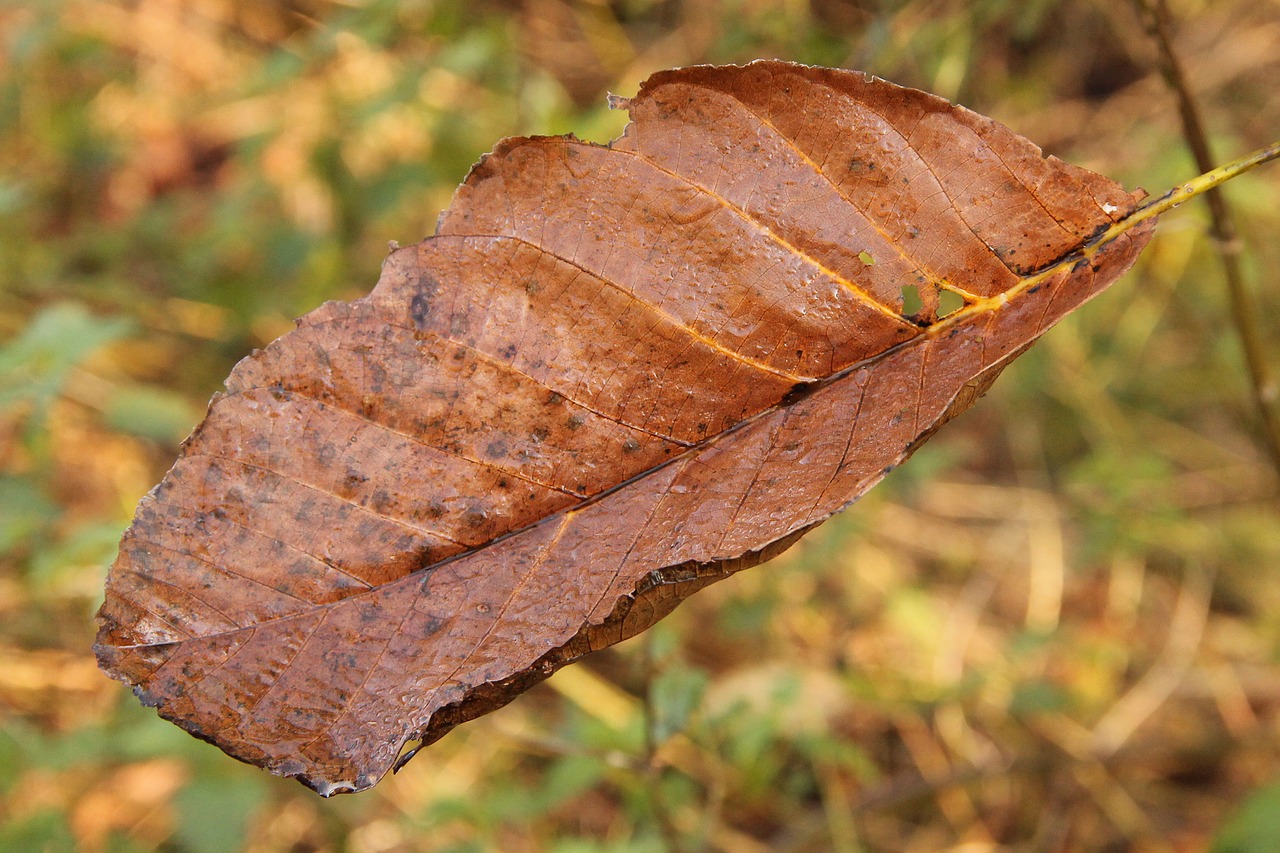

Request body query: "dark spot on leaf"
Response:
[366, 361, 388, 393]
[782, 382, 813, 405]
[410, 291, 431, 330]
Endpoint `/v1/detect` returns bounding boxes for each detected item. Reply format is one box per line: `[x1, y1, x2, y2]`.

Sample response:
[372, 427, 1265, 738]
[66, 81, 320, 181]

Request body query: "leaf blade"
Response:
[96, 60, 1154, 794]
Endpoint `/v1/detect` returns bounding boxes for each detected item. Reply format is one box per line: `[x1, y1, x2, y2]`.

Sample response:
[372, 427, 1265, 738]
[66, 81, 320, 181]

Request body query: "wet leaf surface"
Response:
[96, 61, 1154, 794]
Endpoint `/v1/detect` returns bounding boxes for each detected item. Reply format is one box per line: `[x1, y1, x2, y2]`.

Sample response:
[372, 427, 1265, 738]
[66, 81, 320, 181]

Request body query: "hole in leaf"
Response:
[938, 289, 965, 317]
[858, 250, 876, 266]
[900, 284, 923, 316]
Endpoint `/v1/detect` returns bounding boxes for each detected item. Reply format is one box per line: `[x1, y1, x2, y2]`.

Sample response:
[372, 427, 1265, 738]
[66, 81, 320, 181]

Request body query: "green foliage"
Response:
[103, 385, 200, 444]
[0, 475, 56, 556]
[1213, 780, 1280, 853]
[0, 302, 131, 415]
[172, 778, 267, 853]
[650, 665, 709, 745]
[0, 809, 77, 853]
[2, 0, 1278, 850]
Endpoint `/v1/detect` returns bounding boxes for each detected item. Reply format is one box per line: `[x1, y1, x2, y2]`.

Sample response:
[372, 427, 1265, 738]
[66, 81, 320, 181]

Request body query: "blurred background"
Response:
[2, 0, 1279, 850]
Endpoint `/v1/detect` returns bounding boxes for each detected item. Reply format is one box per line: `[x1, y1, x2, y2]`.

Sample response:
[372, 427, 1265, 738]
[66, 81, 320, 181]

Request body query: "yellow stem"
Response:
[1109, 140, 1280, 235]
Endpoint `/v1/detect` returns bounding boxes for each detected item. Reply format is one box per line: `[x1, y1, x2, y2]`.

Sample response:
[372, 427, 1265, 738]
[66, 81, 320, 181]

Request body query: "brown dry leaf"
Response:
[95, 61, 1154, 795]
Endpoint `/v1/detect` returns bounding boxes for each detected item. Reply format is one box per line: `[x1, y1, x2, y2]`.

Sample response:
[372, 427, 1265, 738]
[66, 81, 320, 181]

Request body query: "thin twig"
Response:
[1134, 0, 1280, 482]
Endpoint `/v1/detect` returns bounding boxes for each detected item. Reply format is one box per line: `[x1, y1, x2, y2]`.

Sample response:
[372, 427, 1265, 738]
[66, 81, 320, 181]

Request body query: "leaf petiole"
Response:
[1118, 139, 1280, 231]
